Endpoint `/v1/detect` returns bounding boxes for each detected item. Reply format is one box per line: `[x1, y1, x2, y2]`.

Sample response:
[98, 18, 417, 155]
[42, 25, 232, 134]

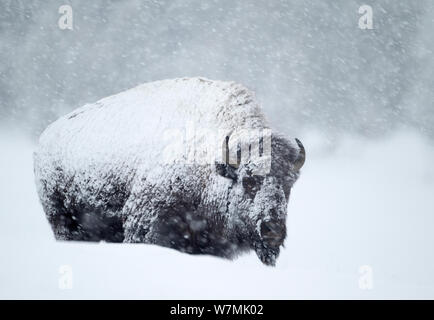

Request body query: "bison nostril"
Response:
[260, 221, 285, 247]
[260, 221, 272, 235]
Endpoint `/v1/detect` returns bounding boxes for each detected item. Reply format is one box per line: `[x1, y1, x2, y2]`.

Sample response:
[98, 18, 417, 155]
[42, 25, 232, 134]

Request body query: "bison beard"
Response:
[33, 78, 305, 266]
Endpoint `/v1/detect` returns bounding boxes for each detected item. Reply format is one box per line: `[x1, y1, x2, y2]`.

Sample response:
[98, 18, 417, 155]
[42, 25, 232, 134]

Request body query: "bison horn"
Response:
[293, 138, 305, 171]
[215, 135, 239, 181]
[222, 135, 240, 168]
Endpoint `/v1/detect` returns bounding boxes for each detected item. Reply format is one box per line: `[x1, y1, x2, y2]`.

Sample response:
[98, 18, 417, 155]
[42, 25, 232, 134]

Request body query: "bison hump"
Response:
[34, 77, 267, 180]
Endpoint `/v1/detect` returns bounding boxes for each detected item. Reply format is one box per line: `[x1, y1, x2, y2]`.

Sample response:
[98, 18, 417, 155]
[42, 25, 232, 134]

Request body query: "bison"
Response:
[34, 77, 305, 266]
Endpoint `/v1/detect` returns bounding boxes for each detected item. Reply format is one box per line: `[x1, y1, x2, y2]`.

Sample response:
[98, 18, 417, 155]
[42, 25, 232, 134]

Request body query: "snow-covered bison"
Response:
[34, 77, 305, 266]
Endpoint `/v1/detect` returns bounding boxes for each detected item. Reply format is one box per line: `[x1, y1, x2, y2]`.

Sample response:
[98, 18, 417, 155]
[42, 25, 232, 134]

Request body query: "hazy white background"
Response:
[0, 0, 433, 299]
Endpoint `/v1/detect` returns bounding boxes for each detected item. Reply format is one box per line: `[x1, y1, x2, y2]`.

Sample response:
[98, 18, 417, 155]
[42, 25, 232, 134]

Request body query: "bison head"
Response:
[215, 129, 305, 266]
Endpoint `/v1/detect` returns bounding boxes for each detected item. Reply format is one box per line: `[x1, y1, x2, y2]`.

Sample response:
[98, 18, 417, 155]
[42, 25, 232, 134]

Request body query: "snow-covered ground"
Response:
[1, 129, 434, 299]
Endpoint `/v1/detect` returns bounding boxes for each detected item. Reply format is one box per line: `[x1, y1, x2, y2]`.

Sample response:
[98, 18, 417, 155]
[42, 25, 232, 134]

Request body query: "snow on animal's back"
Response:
[35, 78, 268, 178]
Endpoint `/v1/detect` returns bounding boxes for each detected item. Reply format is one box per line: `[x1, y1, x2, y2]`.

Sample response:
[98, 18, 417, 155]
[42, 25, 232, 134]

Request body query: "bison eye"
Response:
[215, 162, 238, 181]
[242, 176, 255, 191]
[242, 176, 263, 195]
